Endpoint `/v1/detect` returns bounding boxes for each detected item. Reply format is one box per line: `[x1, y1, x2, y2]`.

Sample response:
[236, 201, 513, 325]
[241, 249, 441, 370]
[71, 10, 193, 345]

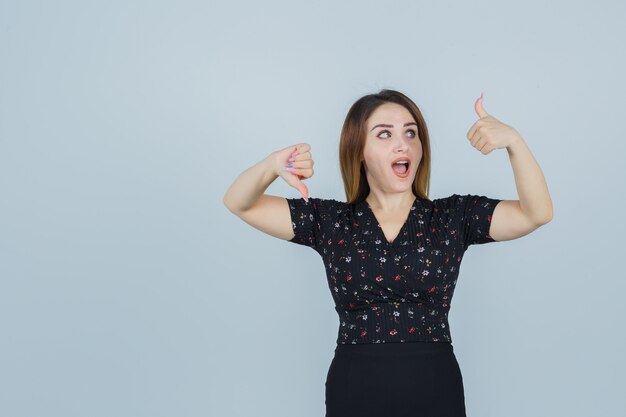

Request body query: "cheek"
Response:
[362, 150, 384, 170]
[413, 142, 423, 156]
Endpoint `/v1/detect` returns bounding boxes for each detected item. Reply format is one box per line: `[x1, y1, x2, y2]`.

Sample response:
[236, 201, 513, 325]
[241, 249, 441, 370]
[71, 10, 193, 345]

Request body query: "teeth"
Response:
[394, 161, 409, 165]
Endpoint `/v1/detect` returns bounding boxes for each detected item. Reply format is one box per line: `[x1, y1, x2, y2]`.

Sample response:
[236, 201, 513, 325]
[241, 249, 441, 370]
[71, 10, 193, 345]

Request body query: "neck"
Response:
[366, 192, 416, 211]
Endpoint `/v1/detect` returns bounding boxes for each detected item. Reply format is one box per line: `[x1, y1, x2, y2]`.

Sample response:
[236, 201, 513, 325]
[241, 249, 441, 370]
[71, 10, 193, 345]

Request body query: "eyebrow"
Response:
[370, 122, 418, 132]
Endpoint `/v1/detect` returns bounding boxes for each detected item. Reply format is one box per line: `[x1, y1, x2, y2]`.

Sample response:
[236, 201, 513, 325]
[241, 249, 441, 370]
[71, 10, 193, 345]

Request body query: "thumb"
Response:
[294, 178, 309, 202]
[474, 92, 490, 119]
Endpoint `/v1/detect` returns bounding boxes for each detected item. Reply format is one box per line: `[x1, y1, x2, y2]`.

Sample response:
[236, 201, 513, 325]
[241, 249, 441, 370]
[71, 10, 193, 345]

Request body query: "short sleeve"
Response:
[451, 193, 501, 248]
[285, 197, 335, 251]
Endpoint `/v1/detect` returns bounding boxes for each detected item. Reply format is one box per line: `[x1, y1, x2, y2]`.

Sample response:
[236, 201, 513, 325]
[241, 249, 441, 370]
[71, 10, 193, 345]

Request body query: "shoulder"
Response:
[431, 193, 466, 204]
[430, 193, 501, 221]
[286, 196, 346, 208]
[430, 193, 492, 208]
[429, 193, 465, 212]
[285, 197, 349, 218]
[427, 193, 498, 218]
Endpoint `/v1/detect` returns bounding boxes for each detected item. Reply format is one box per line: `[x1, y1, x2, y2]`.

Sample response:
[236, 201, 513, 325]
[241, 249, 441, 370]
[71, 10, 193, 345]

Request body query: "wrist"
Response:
[262, 152, 281, 178]
[506, 134, 524, 152]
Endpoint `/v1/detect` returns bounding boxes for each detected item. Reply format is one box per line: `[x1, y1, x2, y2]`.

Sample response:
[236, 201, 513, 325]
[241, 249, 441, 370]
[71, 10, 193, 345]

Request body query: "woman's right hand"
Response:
[271, 143, 314, 202]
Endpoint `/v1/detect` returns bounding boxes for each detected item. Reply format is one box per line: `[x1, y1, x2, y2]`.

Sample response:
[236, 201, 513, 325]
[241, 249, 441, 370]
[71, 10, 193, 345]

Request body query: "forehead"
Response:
[367, 103, 415, 127]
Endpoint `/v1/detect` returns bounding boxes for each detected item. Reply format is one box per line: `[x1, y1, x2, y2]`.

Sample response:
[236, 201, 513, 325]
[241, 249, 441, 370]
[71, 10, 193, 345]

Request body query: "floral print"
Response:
[286, 194, 501, 345]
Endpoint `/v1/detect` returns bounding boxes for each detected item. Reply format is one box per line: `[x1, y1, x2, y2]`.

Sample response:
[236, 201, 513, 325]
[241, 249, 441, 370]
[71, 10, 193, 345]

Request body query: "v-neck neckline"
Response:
[362, 196, 418, 248]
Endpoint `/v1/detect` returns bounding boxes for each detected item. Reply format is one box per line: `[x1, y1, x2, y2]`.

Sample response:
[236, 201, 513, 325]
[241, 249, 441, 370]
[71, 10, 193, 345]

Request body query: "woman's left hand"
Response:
[466, 93, 523, 154]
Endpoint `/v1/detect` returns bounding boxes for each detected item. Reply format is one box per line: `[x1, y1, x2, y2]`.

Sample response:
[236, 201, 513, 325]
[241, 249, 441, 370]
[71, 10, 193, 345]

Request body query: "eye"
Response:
[377, 130, 391, 139]
[376, 129, 418, 139]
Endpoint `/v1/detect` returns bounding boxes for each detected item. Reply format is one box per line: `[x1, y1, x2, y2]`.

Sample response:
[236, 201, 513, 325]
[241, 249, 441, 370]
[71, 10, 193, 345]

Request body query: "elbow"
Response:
[536, 211, 553, 226]
[223, 193, 236, 214]
[542, 202, 555, 224]
[531, 203, 554, 227]
[544, 213, 553, 224]
[543, 206, 554, 224]
[223, 193, 247, 217]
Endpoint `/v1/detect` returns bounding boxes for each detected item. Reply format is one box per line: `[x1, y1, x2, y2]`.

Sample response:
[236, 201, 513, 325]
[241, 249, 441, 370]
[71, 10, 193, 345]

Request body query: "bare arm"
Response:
[223, 144, 314, 241]
[223, 153, 281, 213]
[466, 95, 553, 242]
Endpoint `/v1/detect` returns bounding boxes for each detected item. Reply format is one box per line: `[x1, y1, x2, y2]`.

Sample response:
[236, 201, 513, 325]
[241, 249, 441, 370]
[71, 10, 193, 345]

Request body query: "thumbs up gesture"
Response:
[466, 93, 523, 154]
[272, 143, 314, 202]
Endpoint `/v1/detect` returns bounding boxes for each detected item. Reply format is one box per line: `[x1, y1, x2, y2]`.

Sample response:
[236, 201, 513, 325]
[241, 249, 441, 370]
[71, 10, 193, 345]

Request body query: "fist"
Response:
[466, 93, 522, 154]
[272, 143, 314, 202]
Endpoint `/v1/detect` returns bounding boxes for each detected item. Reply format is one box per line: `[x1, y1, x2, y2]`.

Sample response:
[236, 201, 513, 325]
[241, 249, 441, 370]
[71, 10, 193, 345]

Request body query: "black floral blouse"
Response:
[286, 194, 501, 345]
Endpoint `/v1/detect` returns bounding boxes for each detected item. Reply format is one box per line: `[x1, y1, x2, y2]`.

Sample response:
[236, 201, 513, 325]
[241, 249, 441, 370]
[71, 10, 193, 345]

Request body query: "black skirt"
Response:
[325, 341, 467, 417]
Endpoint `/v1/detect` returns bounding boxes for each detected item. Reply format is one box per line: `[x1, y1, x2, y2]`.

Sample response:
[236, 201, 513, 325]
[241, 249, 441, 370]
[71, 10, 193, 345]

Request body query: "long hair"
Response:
[339, 89, 432, 204]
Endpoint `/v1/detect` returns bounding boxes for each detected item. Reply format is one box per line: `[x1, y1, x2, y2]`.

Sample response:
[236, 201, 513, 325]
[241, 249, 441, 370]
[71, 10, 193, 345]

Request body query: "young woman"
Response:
[223, 89, 553, 417]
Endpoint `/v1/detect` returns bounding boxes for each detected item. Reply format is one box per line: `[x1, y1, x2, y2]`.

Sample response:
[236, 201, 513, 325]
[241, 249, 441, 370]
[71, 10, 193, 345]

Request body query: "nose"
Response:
[393, 137, 410, 152]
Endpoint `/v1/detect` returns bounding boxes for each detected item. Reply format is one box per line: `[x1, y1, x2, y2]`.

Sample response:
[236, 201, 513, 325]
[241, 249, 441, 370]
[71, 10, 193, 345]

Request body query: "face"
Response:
[362, 102, 422, 194]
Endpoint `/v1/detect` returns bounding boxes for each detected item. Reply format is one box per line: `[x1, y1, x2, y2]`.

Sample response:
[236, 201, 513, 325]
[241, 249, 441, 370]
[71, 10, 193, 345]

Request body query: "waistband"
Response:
[334, 340, 453, 357]
[335, 302, 452, 344]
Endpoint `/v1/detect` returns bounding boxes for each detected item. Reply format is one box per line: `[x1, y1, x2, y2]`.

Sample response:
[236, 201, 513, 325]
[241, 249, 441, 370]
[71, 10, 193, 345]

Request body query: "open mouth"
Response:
[391, 160, 410, 176]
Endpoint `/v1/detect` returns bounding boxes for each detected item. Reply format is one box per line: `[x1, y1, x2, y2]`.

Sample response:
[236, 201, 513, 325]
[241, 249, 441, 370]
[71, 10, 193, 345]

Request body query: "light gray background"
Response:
[1, 1, 624, 416]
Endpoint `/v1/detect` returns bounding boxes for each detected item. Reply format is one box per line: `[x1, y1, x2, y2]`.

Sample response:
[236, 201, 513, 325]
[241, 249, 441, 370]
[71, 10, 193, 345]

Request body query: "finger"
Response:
[474, 93, 489, 119]
[288, 175, 309, 202]
[289, 147, 305, 161]
[290, 150, 312, 162]
[284, 167, 313, 178]
[288, 159, 314, 170]
[294, 143, 311, 154]
[282, 164, 309, 177]
[295, 181, 309, 202]
[476, 139, 489, 153]
[466, 122, 480, 141]
[468, 130, 481, 147]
